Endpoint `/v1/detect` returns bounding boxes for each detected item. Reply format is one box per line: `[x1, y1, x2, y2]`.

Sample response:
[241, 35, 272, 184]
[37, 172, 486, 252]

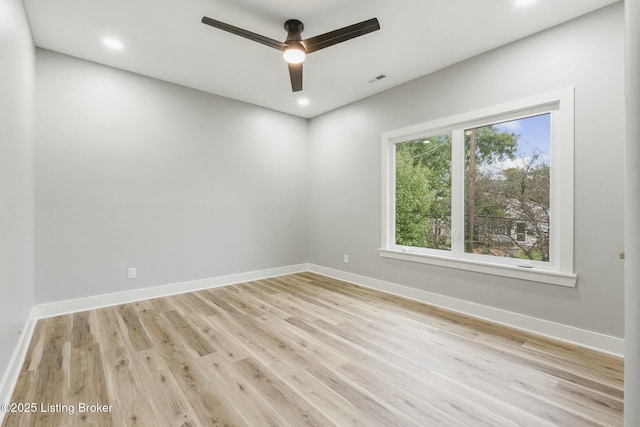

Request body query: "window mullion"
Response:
[451, 129, 465, 257]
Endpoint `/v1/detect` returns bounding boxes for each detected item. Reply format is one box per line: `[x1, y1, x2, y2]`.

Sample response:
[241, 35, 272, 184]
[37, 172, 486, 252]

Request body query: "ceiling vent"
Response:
[368, 74, 387, 83]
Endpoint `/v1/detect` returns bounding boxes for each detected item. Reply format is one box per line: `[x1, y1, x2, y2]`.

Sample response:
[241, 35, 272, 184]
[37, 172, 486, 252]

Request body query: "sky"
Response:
[494, 113, 551, 164]
[474, 112, 551, 177]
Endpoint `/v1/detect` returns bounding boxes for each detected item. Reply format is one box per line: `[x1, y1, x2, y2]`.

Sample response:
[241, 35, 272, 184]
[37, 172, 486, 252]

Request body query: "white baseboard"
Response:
[307, 264, 624, 357]
[32, 262, 625, 356]
[0, 307, 38, 426]
[34, 264, 309, 319]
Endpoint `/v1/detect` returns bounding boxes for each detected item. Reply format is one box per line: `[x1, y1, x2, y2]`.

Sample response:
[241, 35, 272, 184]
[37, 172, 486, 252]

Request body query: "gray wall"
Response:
[308, 4, 625, 337]
[0, 0, 35, 380]
[35, 50, 309, 304]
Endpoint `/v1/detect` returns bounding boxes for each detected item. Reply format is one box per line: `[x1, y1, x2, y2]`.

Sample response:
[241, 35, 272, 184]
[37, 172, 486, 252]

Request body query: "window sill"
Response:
[379, 248, 577, 288]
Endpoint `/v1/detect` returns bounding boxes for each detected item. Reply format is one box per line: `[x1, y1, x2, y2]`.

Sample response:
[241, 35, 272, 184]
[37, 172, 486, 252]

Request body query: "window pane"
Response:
[464, 114, 550, 261]
[395, 135, 452, 250]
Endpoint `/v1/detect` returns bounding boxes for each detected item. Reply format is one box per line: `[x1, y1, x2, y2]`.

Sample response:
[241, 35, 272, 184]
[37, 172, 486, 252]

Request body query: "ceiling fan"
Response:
[201, 15, 380, 92]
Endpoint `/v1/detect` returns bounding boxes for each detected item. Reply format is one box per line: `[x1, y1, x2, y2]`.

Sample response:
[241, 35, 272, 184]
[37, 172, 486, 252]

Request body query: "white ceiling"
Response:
[23, 0, 618, 118]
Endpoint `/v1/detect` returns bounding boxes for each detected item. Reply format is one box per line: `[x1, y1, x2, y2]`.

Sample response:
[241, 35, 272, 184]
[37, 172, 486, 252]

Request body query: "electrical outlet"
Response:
[343, 254, 349, 264]
[128, 267, 137, 279]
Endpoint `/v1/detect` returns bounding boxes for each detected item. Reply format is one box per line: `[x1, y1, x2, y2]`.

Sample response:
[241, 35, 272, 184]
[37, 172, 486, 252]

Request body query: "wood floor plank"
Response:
[232, 286, 295, 320]
[182, 311, 251, 363]
[255, 290, 321, 323]
[162, 310, 216, 357]
[21, 320, 46, 373]
[95, 308, 158, 427]
[196, 288, 246, 318]
[335, 361, 469, 427]
[218, 287, 266, 318]
[233, 357, 334, 426]
[16, 316, 72, 427]
[258, 315, 350, 370]
[509, 374, 623, 426]
[2, 371, 37, 427]
[115, 305, 152, 353]
[129, 349, 200, 426]
[231, 314, 318, 367]
[180, 292, 220, 317]
[304, 363, 424, 427]
[267, 359, 388, 427]
[137, 308, 246, 426]
[261, 277, 373, 325]
[148, 296, 178, 313]
[67, 343, 112, 426]
[2, 273, 624, 427]
[163, 294, 197, 317]
[205, 312, 283, 366]
[200, 353, 289, 427]
[72, 311, 95, 349]
[130, 300, 155, 313]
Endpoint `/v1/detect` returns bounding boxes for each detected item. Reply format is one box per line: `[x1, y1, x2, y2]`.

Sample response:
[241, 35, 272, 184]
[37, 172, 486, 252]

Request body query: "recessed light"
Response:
[297, 98, 310, 106]
[102, 37, 124, 50]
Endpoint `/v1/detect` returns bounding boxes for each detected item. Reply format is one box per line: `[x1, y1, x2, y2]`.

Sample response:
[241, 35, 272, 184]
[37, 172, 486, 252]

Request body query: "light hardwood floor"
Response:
[2, 273, 623, 426]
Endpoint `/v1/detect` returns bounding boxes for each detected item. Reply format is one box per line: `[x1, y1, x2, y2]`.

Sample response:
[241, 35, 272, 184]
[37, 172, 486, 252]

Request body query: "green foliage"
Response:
[516, 249, 544, 261]
[465, 126, 518, 165]
[395, 136, 451, 249]
[395, 147, 436, 247]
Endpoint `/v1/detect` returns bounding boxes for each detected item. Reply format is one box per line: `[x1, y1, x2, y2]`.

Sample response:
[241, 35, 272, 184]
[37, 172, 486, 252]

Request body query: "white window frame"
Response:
[380, 88, 576, 287]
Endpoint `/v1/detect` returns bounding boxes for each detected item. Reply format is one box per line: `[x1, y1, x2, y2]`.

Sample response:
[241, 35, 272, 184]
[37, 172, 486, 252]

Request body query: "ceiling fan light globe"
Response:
[283, 47, 305, 64]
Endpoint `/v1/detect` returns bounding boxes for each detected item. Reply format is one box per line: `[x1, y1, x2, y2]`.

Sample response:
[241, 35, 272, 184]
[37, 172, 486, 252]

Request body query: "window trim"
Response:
[380, 88, 576, 287]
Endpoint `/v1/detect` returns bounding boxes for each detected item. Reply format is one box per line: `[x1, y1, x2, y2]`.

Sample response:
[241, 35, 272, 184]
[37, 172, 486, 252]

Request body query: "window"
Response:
[381, 89, 576, 287]
[516, 222, 526, 243]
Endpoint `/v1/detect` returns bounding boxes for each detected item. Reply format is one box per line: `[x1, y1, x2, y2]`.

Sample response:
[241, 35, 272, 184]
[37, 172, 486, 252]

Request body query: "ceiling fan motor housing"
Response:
[284, 19, 304, 42]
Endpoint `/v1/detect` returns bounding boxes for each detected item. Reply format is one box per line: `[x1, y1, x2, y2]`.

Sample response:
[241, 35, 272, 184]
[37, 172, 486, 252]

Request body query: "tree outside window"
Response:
[395, 113, 551, 262]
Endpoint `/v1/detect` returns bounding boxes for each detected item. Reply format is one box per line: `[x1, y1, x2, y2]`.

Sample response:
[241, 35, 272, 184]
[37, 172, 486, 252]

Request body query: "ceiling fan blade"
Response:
[202, 16, 286, 50]
[288, 62, 303, 92]
[302, 18, 380, 54]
